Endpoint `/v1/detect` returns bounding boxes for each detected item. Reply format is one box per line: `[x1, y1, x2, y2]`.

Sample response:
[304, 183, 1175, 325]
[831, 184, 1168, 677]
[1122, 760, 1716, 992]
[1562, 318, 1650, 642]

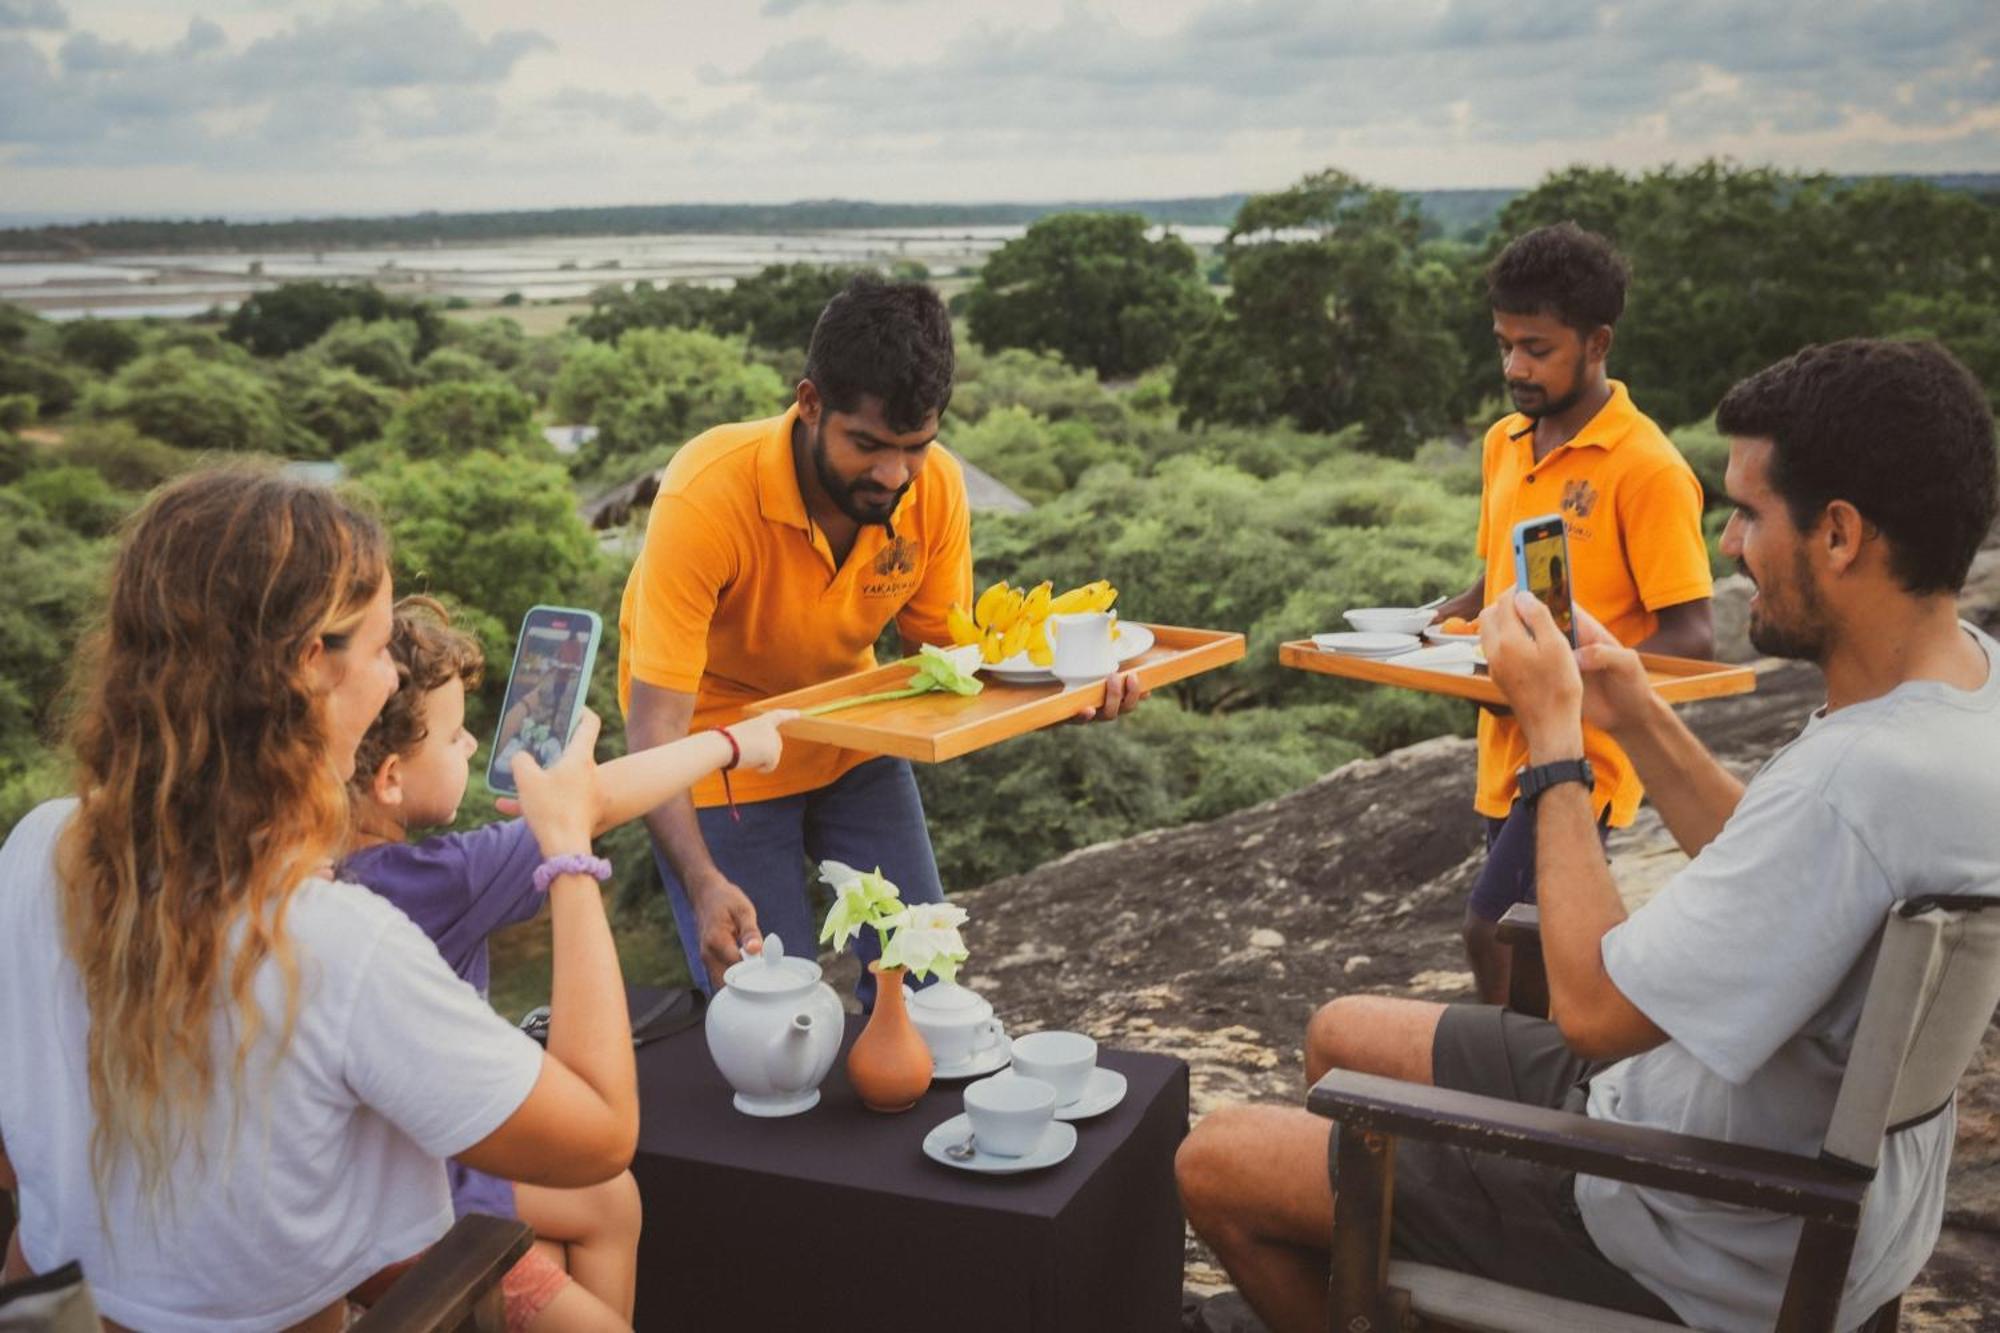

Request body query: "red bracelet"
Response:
[710, 727, 742, 822]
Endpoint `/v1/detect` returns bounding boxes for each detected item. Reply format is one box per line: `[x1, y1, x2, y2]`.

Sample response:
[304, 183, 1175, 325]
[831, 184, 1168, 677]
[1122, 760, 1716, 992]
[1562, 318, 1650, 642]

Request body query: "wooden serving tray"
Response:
[1278, 641, 1755, 707]
[745, 624, 1246, 763]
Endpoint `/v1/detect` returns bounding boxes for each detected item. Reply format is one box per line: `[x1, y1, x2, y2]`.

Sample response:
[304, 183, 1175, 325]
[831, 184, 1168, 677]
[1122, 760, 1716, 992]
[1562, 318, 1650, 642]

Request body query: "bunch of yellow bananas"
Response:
[947, 579, 1119, 666]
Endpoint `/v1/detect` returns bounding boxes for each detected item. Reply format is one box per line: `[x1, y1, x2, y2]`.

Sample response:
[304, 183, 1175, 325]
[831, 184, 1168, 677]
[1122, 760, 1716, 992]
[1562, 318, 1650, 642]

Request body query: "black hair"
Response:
[1715, 338, 1997, 595]
[802, 275, 954, 433]
[1486, 222, 1630, 335]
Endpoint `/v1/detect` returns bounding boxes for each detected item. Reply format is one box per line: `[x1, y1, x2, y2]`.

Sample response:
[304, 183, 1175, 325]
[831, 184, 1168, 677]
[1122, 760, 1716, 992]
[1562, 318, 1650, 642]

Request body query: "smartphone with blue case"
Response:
[1510, 514, 1577, 647]
[487, 605, 602, 796]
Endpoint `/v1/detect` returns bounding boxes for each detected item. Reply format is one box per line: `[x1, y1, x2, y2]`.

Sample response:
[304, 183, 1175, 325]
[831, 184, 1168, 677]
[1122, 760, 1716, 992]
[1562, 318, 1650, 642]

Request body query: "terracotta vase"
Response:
[846, 963, 933, 1112]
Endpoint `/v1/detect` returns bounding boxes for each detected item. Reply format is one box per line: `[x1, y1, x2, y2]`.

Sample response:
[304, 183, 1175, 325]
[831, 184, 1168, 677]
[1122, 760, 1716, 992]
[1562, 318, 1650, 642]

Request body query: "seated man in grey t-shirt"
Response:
[1176, 338, 2000, 1333]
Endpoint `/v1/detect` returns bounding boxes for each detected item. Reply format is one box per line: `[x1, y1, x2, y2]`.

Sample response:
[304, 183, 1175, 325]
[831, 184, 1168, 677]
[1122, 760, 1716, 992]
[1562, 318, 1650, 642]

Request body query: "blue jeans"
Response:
[651, 756, 946, 1010]
[1466, 798, 1612, 923]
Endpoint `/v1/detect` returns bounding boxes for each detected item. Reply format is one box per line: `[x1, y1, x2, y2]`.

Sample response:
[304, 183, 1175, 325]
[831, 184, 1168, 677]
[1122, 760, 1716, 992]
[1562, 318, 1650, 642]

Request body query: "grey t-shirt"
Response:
[1578, 623, 2000, 1332]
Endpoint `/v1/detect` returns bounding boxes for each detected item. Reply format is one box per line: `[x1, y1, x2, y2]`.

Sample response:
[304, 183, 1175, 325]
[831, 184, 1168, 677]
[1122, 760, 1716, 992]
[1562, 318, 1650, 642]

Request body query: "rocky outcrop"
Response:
[843, 543, 2000, 1327]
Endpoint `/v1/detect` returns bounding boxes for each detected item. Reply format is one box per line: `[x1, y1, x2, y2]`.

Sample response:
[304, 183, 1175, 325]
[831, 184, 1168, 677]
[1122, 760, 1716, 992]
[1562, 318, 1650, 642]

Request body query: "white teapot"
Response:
[704, 935, 844, 1117]
[906, 980, 1005, 1071]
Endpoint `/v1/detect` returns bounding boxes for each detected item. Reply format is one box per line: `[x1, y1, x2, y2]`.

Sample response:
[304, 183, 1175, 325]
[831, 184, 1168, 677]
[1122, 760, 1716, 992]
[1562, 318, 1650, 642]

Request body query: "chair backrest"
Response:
[0, 1262, 101, 1333]
[1822, 895, 2000, 1172]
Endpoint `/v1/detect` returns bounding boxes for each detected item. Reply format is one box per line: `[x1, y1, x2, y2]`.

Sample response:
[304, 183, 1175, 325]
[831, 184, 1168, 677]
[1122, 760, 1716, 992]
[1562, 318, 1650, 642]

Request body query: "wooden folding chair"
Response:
[0, 1209, 529, 1333]
[1309, 895, 2000, 1332]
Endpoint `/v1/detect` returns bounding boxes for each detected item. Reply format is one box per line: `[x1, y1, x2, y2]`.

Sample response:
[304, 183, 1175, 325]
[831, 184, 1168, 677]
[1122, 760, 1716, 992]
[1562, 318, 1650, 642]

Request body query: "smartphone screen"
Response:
[1513, 516, 1577, 647]
[487, 606, 602, 796]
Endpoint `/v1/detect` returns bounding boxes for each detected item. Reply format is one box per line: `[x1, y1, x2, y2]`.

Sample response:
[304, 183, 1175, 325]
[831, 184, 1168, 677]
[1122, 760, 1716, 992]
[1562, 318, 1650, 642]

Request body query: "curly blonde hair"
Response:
[57, 464, 387, 1209]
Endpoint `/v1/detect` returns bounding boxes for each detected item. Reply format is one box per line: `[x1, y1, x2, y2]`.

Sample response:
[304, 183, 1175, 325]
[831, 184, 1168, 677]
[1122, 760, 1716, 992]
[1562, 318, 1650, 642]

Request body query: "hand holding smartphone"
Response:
[488, 605, 604, 797]
[1511, 514, 1578, 648]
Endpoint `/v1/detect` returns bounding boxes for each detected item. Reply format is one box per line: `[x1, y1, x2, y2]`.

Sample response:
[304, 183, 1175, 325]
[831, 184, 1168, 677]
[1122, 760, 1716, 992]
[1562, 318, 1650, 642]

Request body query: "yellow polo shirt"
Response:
[618, 405, 973, 807]
[1474, 381, 1712, 826]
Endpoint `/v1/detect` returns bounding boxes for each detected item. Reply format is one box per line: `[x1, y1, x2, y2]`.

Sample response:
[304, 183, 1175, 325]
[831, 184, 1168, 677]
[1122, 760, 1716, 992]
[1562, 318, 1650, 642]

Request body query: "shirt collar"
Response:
[756, 404, 810, 531]
[1507, 380, 1639, 455]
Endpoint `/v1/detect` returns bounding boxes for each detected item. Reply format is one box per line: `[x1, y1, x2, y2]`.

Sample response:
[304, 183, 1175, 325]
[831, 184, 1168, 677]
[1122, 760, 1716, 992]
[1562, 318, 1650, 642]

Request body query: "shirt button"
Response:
[1526, 476, 1536, 484]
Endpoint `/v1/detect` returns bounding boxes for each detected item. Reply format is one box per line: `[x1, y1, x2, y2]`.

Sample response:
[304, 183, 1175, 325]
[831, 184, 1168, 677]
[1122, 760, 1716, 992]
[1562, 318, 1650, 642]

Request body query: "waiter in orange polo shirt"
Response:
[1431, 224, 1714, 1005]
[621, 277, 1142, 1006]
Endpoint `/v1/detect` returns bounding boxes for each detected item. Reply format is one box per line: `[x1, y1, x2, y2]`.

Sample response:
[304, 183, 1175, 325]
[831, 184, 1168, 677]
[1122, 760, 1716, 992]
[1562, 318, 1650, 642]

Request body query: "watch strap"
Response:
[1518, 758, 1594, 804]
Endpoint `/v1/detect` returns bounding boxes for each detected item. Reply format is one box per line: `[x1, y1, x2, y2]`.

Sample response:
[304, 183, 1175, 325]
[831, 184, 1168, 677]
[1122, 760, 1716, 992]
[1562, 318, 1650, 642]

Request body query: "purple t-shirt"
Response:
[340, 818, 544, 1221]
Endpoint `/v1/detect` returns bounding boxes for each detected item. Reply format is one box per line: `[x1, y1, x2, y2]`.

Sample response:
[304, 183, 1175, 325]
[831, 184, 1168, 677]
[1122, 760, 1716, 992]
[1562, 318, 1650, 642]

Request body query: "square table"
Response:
[630, 1011, 1190, 1332]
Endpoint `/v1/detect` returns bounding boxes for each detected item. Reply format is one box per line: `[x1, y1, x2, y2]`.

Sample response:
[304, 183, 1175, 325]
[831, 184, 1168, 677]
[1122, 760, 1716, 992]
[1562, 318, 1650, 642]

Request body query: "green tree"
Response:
[550, 327, 786, 480]
[57, 420, 194, 491]
[0, 487, 110, 830]
[964, 213, 1210, 378]
[385, 379, 543, 460]
[58, 319, 144, 376]
[1173, 169, 1470, 456]
[0, 352, 83, 418]
[350, 450, 612, 660]
[573, 281, 727, 343]
[89, 347, 304, 454]
[227, 282, 443, 359]
[416, 347, 494, 385]
[312, 317, 422, 387]
[286, 366, 399, 454]
[713, 263, 875, 354]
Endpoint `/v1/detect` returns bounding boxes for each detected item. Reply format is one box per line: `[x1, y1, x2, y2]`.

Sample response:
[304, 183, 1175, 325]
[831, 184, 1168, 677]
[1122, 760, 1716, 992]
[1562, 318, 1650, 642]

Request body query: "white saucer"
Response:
[1052, 1067, 1128, 1121]
[922, 1112, 1078, 1174]
[931, 1033, 1013, 1081]
[1312, 631, 1421, 657]
[984, 623, 1155, 685]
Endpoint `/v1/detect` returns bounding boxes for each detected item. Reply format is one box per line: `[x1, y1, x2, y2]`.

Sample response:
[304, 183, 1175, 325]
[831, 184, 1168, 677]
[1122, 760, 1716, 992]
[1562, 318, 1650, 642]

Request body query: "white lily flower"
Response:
[879, 901, 971, 983]
[816, 862, 904, 950]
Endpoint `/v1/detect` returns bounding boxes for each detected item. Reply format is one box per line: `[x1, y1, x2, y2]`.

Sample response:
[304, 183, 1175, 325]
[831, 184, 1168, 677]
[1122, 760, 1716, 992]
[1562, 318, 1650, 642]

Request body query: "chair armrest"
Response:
[1308, 1068, 1867, 1224]
[1495, 903, 1541, 946]
[350, 1214, 534, 1333]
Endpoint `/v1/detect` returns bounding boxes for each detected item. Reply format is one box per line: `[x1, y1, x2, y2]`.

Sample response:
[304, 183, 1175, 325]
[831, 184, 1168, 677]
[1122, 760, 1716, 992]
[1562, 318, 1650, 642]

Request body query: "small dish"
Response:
[1385, 643, 1481, 675]
[1311, 631, 1422, 657]
[1052, 1067, 1128, 1121]
[922, 1112, 1078, 1174]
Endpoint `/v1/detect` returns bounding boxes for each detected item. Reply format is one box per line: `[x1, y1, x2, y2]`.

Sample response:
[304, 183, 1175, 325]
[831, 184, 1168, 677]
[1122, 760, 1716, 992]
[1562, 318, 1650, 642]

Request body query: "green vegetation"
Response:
[964, 213, 1208, 379]
[2, 159, 1994, 1006]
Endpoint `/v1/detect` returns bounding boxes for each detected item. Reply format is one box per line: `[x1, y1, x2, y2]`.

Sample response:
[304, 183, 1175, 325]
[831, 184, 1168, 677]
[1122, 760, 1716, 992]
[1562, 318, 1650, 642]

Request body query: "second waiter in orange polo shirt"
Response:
[1432, 224, 1715, 1005]
[621, 277, 1143, 1005]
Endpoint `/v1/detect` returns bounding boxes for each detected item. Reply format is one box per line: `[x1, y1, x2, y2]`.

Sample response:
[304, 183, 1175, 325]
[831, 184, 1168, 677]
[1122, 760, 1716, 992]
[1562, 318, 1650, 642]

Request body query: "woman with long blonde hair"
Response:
[0, 467, 638, 1332]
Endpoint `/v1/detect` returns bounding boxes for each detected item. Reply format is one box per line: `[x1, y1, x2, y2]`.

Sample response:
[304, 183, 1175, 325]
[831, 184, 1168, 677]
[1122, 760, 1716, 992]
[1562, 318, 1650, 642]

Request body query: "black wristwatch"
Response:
[1517, 757, 1594, 804]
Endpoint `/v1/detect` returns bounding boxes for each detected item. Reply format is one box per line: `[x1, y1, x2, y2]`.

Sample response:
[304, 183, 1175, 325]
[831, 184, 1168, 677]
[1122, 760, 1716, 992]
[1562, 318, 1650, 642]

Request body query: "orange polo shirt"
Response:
[618, 405, 973, 807]
[1474, 381, 1712, 826]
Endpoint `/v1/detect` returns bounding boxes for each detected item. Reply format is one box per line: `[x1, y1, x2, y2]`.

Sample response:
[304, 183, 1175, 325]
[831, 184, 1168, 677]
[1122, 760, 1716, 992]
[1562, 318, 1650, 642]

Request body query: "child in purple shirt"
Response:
[340, 598, 788, 1330]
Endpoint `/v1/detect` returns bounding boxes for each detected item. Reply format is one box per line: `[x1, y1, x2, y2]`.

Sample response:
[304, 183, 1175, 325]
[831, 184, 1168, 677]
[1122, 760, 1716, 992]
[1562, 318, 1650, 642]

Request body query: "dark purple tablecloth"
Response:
[630, 1005, 1189, 1333]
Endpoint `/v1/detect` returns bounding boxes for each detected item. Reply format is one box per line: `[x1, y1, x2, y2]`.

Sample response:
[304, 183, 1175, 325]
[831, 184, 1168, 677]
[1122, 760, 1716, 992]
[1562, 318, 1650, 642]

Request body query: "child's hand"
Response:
[728, 710, 794, 773]
[513, 709, 604, 859]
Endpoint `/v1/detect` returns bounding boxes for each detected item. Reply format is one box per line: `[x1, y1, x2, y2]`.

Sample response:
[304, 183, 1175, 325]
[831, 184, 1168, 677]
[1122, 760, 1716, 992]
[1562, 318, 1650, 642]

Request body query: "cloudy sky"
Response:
[2, 0, 1996, 218]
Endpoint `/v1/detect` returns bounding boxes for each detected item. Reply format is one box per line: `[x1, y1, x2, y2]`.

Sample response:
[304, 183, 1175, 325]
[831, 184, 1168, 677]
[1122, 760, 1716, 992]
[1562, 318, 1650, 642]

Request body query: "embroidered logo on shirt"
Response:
[873, 536, 919, 576]
[1562, 478, 1599, 520]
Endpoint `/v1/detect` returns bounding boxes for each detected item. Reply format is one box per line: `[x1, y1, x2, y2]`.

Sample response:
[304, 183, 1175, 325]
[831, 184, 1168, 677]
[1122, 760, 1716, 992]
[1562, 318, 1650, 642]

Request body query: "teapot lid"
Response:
[722, 934, 820, 995]
[908, 980, 985, 1014]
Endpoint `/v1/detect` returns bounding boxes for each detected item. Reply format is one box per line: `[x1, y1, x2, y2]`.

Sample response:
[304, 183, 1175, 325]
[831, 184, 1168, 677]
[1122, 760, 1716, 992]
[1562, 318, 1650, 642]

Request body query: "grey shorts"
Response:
[1329, 1004, 1683, 1321]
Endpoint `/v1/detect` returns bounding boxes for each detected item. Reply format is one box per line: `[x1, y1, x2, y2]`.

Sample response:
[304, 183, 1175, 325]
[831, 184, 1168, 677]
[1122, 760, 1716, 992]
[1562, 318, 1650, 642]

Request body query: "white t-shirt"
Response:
[0, 799, 546, 1333]
[1581, 623, 2000, 1332]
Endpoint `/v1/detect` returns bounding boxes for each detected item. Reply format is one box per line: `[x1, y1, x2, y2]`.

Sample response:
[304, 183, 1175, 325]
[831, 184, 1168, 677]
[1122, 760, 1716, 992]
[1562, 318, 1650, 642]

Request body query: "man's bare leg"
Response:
[1182, 996, 1445, 1333]
[1303, 994, 1445, 1087]
[1178, 1105, 1337, 1333]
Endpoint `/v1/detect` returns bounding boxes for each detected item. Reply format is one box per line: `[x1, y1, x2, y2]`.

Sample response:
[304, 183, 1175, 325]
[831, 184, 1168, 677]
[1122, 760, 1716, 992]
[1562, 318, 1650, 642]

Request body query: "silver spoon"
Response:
[943, 1131, 979, 1161]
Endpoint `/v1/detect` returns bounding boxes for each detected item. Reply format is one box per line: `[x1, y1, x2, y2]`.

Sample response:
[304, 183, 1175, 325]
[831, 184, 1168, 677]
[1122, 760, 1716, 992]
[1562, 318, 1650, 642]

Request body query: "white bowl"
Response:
[1389, 643, 1481, 675]
[1344, 607, 1438, 636]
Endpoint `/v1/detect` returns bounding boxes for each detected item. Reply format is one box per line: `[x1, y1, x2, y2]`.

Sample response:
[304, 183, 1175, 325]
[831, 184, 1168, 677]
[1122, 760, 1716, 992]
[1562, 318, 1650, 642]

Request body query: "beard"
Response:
[811, 422, 908, 526]
[1743, 547, 1833, 663]
[1508, 377, 1587, 421]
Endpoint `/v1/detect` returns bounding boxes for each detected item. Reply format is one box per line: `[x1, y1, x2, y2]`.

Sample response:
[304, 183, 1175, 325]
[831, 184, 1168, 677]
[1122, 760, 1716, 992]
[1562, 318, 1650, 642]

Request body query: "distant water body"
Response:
[0, 225, 1229, 321]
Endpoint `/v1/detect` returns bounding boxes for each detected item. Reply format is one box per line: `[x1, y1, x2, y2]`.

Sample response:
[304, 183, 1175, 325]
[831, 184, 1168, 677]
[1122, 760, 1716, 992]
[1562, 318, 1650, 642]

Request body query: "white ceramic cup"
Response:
[963, 1073, 1057, 1157]
[1049, 611, 1118, 685]
[1009, 1030, 1098, 1107]
[929, 1014, 1004, 1068]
